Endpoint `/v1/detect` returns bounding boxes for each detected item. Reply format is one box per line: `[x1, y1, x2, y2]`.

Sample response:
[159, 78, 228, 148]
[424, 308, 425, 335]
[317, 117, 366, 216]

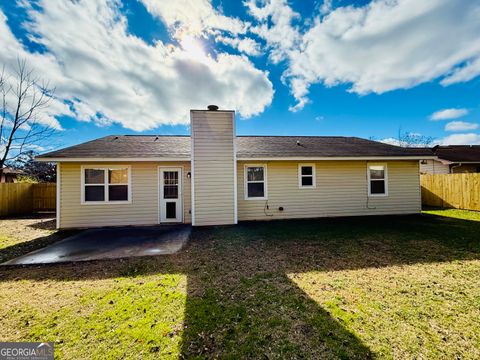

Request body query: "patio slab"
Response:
[1, 225, 191, 265]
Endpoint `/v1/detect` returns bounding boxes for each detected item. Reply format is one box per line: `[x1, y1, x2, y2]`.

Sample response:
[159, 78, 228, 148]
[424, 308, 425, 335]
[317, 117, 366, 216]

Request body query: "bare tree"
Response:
[396, 127, 434, 148]
[0, 59, 56, 180]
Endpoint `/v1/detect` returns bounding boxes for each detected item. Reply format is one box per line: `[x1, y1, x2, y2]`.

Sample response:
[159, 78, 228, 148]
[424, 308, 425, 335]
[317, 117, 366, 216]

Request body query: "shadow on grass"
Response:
[181, 256, 374, 358]
[27, 218, 57, 231]
[1, 213, 479, 357]
[0, 230, 78, 264]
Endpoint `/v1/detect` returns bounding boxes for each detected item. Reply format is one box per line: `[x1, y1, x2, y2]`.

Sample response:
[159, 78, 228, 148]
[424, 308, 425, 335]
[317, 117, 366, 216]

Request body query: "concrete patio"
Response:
[1, 225, 191, 265]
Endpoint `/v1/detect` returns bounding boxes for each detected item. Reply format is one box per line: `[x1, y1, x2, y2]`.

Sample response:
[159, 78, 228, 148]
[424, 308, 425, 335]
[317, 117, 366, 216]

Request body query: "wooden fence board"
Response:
[0, 183, 55, 217]
[33, 183, 56, 211]
[421, 174, 480, 211]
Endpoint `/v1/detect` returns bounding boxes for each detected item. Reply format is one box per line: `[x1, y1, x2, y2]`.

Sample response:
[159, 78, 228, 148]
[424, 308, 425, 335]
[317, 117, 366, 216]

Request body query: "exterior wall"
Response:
[420, 159, 450, 174]
[59, 161, 191, 228]
[451, 164, 480, 173]
[191, 110, 236, 226]
[237, 160, 421, 221]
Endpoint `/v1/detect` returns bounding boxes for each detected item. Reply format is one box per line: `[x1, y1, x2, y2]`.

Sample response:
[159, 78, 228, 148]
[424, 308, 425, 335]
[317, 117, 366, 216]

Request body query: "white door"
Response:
[159, 167, 183, 223]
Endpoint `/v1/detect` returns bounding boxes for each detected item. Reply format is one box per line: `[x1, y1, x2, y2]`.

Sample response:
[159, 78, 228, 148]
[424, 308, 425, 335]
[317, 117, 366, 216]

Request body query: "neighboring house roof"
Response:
[36, 135, 434, 161]
[428, 145, 480, 163]
[1, 167, 24, 174]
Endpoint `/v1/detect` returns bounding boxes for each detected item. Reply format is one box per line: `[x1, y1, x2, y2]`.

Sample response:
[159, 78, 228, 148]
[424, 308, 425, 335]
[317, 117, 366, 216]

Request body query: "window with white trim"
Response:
[82, 166, 130, 203]
[299, 164, 316, 188]
[245, 165, 267, 199]
[368, 164, 387, 196]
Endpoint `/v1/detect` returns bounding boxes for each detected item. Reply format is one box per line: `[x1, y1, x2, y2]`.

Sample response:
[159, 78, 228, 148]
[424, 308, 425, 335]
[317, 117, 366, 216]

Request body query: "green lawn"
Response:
[0, 210, 479, 359]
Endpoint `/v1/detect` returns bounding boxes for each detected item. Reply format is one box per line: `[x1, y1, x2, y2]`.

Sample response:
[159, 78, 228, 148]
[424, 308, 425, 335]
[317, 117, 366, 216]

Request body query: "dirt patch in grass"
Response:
[0, 215, 55, 245]
[0, 215, 76, 263]
[0, 210, 479, 359]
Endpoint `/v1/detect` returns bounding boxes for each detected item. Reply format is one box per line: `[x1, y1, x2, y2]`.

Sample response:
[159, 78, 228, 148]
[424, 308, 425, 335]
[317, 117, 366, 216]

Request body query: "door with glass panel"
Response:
[159, 167, 183, 223]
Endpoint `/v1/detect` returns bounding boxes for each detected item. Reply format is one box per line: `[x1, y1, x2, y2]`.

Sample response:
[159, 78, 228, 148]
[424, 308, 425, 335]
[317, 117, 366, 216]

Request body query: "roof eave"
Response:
[35, 156, 191, 162]
[36, 155, 437, 162]
[237, 156, 438, 161]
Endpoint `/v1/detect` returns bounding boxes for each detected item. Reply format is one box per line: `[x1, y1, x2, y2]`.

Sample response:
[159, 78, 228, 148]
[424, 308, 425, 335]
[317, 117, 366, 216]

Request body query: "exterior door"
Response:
[159, 167, 183, 223]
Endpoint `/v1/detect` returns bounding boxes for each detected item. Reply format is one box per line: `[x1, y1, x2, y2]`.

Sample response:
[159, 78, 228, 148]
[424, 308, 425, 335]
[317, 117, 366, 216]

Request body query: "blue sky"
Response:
[1, 0, 480, 152]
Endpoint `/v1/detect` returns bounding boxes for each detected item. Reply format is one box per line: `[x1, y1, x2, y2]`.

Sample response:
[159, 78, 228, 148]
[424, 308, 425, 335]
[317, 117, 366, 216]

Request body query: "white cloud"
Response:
[244, 0, 301, 64]
[441, 56, 480, 86]
[140, 0, 247, 39]
[379, 137, 407, 147]
[319, 0, 333, 15]
[438, 133, 480, 145]
[216, 35, 261, 56]
[0, 0, 273, 131]
[379, 137, 426, 148]
[0, 12, 70, 131]
[445, 121, 479, 132]
[430, 108, 468, 121]
[284, 0, 480, 110]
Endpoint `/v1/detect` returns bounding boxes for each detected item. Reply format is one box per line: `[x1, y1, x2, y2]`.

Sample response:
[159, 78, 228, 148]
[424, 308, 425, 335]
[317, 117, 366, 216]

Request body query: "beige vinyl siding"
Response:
[59, 161, 191, 228]
[420, 159, 450, 174]
[238, 160, 421, 221]
[191, 110, 236, 226]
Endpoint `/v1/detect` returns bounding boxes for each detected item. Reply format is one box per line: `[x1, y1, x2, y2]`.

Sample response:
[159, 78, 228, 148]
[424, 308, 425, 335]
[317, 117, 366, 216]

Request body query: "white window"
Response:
[244, 165, 267, 200]
[81, 166, 131, 204]
[368, 164, 388, 196]
[298, 164, 316, 188]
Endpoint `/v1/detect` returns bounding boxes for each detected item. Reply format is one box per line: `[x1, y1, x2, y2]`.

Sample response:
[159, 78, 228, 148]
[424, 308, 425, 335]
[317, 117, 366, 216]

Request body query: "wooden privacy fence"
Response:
[421, 174, 480, 211]
[0, 183, 56, 217]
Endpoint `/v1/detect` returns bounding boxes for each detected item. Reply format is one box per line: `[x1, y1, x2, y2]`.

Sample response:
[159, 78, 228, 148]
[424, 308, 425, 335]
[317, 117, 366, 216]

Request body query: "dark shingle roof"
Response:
[236, 136, 430, 158]
[39, 135, 191, 159]
[37, 135, 433, 160]
[430, 145, 480, 163]
[1, 167, 24, 174]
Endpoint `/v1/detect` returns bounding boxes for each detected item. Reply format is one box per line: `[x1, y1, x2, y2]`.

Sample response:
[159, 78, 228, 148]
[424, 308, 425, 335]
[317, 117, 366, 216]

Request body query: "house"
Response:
[0, 167, 23, 183]
[36, 107, 435, 228]
[420, 145, 480, 174]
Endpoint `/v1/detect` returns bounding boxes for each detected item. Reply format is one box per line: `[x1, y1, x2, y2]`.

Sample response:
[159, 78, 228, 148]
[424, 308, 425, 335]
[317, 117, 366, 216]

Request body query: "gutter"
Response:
[36, 155, 438, 162]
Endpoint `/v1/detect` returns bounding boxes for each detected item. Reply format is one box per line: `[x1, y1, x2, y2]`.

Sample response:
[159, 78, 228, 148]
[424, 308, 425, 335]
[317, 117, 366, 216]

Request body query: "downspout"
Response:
[450, 163, 462, 173]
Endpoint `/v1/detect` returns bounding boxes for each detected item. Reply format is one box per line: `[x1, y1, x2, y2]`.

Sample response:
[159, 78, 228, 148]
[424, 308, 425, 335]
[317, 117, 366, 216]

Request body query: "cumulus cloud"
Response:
[0, 12, 70, 130]
[284, 0, 480, 110]
[319, 0, 333, 15]
[430, 108, 469, 121]
[445, 121, 478, 132]
[140, 0, 247, 39]
[380, 133, 431, 148]
[438, 133, 480, 145]
[216, 35, 262, 56]
[379, 138, 409, 147]
[0, 0, 273, 131]
[244, 0, 301, 64]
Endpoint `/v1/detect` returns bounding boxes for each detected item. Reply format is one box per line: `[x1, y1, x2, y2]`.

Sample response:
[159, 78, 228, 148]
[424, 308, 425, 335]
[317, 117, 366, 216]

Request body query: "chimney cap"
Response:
[207, 104, 219, 111]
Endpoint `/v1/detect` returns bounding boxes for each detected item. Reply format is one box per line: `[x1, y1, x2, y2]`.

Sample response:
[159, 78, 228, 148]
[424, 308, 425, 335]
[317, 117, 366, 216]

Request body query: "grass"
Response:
[0, 209, 479, 359]
[423, 207, 480, 221]
[0, 216, 76, 263]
